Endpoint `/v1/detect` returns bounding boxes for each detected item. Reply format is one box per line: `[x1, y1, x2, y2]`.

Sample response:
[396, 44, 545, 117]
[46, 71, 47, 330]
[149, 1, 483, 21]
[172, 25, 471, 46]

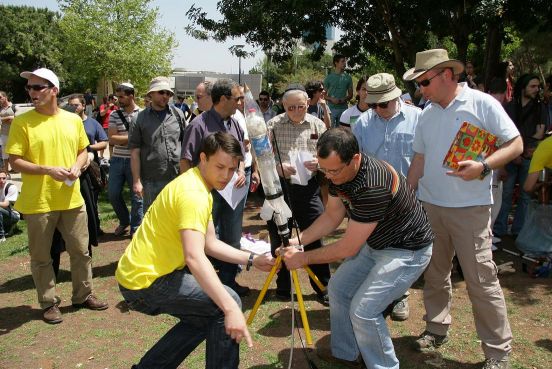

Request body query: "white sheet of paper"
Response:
[289, 150, 313, 186]
[217, 172, 248, 210]
[64, 178, 75, 187]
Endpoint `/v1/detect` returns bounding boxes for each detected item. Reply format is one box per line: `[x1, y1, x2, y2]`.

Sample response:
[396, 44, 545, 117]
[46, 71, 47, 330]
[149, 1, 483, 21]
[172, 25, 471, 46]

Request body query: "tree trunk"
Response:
[483, 22, 503, 90]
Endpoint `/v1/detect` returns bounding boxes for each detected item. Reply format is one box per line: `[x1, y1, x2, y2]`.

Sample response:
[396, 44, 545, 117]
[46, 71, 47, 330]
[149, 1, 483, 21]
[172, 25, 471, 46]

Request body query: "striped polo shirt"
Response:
[329, 154, 434, 250]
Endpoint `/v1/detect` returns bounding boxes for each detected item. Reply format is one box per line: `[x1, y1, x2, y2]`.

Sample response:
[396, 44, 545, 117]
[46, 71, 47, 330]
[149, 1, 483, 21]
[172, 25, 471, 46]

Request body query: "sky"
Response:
[3, 0, 263, 74]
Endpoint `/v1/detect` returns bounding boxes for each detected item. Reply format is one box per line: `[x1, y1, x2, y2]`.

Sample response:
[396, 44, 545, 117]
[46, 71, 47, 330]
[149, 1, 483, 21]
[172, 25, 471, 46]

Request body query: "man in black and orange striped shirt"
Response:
[282, 128, 433, 369]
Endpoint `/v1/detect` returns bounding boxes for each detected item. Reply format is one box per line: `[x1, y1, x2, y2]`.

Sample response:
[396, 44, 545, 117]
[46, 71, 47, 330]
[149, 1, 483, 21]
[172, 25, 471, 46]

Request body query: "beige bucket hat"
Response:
[147, 76, 173, 95]
[365, 73, 402, 104]
[403, 48, 464, 81]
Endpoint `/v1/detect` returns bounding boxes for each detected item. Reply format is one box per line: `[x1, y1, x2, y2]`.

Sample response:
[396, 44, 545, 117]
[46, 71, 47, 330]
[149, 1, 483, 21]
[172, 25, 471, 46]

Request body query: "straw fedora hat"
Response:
[403, 49, 464, 81]
[365, 73, 402, 104]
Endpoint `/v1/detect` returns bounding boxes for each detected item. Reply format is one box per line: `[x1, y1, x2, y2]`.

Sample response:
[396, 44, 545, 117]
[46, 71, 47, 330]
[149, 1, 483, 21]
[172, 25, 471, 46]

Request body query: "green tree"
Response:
[58, 0, 177, 95]
[0, 6, 65, 102]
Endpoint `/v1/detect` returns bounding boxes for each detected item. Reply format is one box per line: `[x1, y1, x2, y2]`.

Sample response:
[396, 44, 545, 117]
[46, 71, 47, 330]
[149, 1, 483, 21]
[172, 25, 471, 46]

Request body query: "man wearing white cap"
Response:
[353, 72, 423, 321]
[6, 68, 108, 324]
[129, 76, 186, 212]
[404, 49, 522, 369]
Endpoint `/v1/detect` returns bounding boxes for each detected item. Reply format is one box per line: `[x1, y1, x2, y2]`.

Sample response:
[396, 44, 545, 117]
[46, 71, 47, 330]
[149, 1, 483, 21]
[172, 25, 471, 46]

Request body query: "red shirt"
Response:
[100, 104, 119, 129]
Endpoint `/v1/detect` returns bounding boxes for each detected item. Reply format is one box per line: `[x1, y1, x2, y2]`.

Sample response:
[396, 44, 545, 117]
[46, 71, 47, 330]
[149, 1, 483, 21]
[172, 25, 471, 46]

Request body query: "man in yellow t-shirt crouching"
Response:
[116, 132, 275, 369]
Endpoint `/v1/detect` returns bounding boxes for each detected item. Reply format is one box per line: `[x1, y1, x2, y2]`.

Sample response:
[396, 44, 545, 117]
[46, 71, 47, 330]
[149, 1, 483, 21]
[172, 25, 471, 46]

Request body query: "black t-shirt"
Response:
[329, 155, 434, 250]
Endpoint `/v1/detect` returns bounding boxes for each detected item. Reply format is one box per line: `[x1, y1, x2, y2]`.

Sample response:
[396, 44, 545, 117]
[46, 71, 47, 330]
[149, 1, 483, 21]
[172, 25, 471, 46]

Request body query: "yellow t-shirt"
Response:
[6, 109, 89, 214]
[529, 136, 552, 173]
[116, 167, 213, 290]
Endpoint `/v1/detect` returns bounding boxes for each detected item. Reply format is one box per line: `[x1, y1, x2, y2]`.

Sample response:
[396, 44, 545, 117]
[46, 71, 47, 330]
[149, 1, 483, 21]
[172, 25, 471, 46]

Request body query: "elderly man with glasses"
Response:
[352, 72, 423, 322]
[405, 49, 522, 369]
[6, 68, 108, 324]
[265, 84, 331, 305]
[129, 76, 187, 212]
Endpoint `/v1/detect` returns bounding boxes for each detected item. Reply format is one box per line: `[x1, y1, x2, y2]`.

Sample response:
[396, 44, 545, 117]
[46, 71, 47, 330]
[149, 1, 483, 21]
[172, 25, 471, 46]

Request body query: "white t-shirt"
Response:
[233, 110, 253, 168]
[339, 104, 367, 128]
[413, 83, 519, 207]
[0, 182, 18, 203]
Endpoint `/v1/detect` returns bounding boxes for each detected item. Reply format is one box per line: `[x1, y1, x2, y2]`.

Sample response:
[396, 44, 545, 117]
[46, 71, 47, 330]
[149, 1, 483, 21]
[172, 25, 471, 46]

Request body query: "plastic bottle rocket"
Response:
[243, 85, 292, 243]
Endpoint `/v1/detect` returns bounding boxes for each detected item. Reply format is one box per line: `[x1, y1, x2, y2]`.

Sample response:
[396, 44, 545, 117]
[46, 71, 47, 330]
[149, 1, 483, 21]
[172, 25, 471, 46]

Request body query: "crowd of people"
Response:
[2, 46, 551, 369]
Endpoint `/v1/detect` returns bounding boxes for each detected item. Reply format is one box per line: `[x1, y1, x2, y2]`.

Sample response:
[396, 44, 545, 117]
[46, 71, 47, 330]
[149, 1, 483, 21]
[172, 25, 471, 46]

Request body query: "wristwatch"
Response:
[246, 253, 255, 271]
[480, 159, 491, 179]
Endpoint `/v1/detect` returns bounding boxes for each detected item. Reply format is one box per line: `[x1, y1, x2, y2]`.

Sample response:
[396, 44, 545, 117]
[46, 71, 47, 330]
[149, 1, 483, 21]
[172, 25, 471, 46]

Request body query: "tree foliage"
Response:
[0, 6, 65, 102]
[186, 0, 551, 91]
[58, 0, 177, 94]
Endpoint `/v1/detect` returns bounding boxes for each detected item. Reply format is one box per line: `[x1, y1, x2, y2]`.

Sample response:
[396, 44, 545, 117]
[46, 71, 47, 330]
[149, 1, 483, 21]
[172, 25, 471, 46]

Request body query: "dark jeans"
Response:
[267, 176, 331, 296]
[211, 166, 250, 289]
[120, 268, 241, 369]
[0, 206, 19, 237]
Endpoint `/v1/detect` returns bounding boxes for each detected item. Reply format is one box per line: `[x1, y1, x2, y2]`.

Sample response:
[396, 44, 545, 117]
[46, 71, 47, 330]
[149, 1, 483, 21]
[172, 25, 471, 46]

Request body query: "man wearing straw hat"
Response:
[353, 72, 423, 321]
[404, 49, 523, 369]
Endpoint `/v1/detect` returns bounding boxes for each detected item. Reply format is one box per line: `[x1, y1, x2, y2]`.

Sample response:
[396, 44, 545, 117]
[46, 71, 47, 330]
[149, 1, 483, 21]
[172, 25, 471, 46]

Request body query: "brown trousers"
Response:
[422, 203, 512, 360]
[26, 205, 92, 309]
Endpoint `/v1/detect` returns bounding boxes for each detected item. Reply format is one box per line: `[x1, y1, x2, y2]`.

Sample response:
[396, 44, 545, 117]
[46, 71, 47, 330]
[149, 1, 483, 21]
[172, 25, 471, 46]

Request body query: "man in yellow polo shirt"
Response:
[524, 136, 552, 193]
[6, 68, 108, 324]
[116, 132, 275, 369]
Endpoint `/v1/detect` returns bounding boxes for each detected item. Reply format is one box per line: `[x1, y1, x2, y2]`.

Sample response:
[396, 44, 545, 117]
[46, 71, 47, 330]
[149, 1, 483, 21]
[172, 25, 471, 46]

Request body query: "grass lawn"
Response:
[0, 191, 551, 368]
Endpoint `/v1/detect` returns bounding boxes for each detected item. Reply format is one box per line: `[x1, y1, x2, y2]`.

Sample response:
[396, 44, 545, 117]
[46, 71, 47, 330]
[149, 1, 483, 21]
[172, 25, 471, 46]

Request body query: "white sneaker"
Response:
[492, 236, 502, 244]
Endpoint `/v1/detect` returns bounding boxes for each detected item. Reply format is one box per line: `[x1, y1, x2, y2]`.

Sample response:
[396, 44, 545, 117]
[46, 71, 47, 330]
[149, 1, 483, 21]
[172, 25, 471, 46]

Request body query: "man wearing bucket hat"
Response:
[129, 76, 186, 212]
[6, 68, 108, 324]
[353, 73, 422, 321]
[404, 49, 523, 369]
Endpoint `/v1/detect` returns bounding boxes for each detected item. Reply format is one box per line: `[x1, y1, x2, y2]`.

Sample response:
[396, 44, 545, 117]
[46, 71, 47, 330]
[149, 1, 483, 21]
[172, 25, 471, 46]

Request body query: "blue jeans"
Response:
[0, 206, 19, 237]
[143, 179, 172, 213]
[494, 159, 531, 236]
[211, 167, 249, 288]
[108, 157, 143, 233]
[329, 243, 432, 369]
[330, 106, 347, 128]
[119, 268, 240, 369]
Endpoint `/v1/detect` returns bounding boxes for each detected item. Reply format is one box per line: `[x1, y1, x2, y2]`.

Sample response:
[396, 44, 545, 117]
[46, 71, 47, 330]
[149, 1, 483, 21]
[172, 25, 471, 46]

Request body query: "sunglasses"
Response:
[226, 95, 245, 102]
[417, 70, 445, 87]
[368, 101, 390, 109]
[156, 90, 173, 96]
[25, 84, 52, 92]
[286, 105, 307, 112]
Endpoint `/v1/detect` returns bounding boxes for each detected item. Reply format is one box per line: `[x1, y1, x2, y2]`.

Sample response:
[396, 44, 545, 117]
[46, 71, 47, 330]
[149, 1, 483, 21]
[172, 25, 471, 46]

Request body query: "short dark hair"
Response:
[488, 77, 507, 94]
[259, 90, 270, 98]
[68, 93, 85, 105]
[356, 76, 368, 92]
[333, 54, 345, 66]
[200, 132, 243, 161]
[317, 128, 359, 163]
[305, 80, 324, 99]
[116, 84, 135, 96]
[108, 94, 117, 101]
[211, 79, 238, 104]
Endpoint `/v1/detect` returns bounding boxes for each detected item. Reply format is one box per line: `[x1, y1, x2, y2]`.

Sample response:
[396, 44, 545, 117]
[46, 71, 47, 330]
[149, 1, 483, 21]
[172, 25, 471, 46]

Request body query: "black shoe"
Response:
[414, 330, 449, 351]
[233, 283, 250, 297]
[316, 293, 330, 306]
[274, 290, 291, 301]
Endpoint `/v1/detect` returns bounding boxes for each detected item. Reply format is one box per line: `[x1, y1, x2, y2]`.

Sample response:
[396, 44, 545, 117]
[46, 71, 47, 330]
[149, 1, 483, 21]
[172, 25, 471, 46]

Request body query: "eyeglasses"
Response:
[417, 70, 445, 87]
[286, 105, 307, 112]
[368, 101, 390, 109]
[25, 84, 52, 92]
[156, 90, 173, 96]
[317, 160, 351, 176]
